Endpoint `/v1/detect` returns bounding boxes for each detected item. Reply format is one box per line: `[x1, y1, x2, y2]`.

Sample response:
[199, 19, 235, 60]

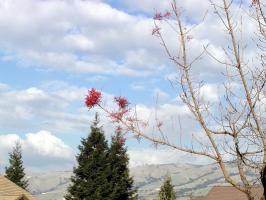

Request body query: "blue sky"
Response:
[0, 0, 256, 171]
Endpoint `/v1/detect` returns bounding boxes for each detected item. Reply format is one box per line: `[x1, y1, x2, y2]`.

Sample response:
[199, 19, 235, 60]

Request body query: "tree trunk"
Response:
[261, 166, 266, 200]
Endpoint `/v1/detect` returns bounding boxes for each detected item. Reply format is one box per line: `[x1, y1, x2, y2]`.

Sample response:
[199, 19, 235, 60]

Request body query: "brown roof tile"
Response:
[194, 186, 263, 200]
[0, 176, 37, 200]
[193, 196, 205, 200]
[0, 195, 26, 200]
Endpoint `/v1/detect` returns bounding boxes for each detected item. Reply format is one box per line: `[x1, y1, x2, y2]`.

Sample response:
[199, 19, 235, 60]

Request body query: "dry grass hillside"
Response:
[27, 163, 258, 200]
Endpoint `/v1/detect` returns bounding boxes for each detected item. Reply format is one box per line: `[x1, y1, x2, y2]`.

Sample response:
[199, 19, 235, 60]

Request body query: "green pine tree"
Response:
[158, 176, 176, 200]
[65, 114, 110, 200]
[5, 142, 28, 190]
[108, 130, 137, 200]
[188, 193, 194, 200]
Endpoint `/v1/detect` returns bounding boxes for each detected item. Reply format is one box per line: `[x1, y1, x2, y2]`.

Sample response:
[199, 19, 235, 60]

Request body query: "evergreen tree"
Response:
[188, 193, 194, 200]
[5, 142, 28, 190]
[108, 130, 137, 200]
[65, 114, 110, 200]
[158, 176, 176, 200]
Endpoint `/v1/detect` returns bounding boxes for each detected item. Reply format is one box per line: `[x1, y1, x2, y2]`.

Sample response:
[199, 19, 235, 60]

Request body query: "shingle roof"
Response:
[0, 176, 37, 200]
[194, 186, 263, 200]
[193, 197, 205, 200]
[0, 195, 27, 200]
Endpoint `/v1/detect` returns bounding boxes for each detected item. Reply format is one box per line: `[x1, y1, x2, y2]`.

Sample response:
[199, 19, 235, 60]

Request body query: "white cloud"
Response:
[62, 34, 95, 51]
[0, 0, 256, 79]
[87, 75, 108, 82]
[0, 0, 261, 172]
[199, 84, 221, 103]
[0, 82, 90, 133]
[135, 103, 190, 121]
[0, 83, 214, 170]
[0, 83, 9, 91]
[0, 131, 74, 168]
[153, 88, 170, 102]
[131, 103, 196, 143]
[121, 0, 170, 14]
[0, 0, 166, 76]
[25, 131, 73, 159]
[130, 82, 146, 91]
[129, 148, 211, 167]
[0, 80, 195, 142]
[0, 134, 20, 149]
[121, 0, 210, 20]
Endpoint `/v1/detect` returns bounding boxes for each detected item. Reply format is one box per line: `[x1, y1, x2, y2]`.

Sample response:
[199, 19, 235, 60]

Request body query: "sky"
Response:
[0, 0, 257, 172]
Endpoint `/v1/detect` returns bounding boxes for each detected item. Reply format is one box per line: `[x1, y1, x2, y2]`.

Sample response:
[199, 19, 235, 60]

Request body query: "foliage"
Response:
[65, 114, 137, 200]
[65, 114, 110, 200]
[5, 142, 28, 190]
[108, 130, 137, 200]
[158, 176, 176, 200]
[85, 88, 102, 108]
[90, 0, 266, 199]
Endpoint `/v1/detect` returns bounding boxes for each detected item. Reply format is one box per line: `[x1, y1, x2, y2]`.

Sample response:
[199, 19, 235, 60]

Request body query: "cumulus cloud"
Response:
[0, 0, 167, 76]
[121, 0, 210, 21]
[153, 88, 170, 102]
[0, 134, 20, 149]
[0, 0, 256, 80]
[0, 82, 217, 170]
[0, 131, 74, 170]
[0, 82, 92, 134]
[25, 131, 73, 159]
[131, 103, 198, 143]
[128, 148, 211, 167]
[0, 0, 260, 172]
[199, 84, 222, 103]
[130, 82, 146, 91]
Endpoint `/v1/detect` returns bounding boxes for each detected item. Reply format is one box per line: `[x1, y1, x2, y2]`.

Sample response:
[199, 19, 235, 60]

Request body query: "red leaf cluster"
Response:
[163, 11, 171, 18]
[152, 27, 161, 35]
[157, 121, 163, 128]
[153, 12, 163, 20]
[118, 136, 126, 145]
[153, 11, 171, 21]
[114, 96, 129, 109]
[110, 109, 128, 122]
[252, 0, 258, 4]
[116, 126, 123, 133]
[85, 88, 101, 108]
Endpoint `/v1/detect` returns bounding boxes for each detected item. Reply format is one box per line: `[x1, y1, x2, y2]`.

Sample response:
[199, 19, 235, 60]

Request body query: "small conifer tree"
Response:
[158, 176, 176, 200]
[65, 114, 110, 200]
[108, 130, 137, 200]
[189, 193, 194, 200]
[5, 142, 28, 190]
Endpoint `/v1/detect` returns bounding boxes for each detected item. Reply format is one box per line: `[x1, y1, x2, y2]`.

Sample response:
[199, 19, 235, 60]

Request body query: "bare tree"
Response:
[86, 0, 266, 199]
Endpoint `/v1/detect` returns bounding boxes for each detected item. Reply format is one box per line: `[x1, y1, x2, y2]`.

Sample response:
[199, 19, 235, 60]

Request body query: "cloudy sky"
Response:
[0, 0, 256, 172]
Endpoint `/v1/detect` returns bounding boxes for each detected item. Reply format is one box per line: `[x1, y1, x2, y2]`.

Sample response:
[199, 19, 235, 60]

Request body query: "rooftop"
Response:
[194, 186, 263, 200]
[0, 176, 37, 200]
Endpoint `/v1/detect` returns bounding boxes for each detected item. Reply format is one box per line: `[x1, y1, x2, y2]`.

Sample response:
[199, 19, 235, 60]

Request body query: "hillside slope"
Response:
[27, 163, 258, 200]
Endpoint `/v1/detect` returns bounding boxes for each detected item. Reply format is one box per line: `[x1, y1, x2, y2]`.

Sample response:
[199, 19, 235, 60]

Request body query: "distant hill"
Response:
[27, 163, 258, 200]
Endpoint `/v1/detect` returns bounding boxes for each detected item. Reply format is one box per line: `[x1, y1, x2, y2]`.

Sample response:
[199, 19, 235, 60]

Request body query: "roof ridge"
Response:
[0, 176, 36, 200]
[212, 185, 263, 188]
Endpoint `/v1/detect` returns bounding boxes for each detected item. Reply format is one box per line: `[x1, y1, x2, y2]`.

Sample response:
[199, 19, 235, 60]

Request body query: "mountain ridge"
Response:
[27, 162, 258, 200]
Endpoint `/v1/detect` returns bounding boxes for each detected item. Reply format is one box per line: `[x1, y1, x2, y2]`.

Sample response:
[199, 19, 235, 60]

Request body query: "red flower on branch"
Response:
[114, 96, 129, 109]
[157, 121, 163, 128]
[153, 12, 163, 20]
[115, 126, 126, 144]
[163, 11, 171, 18]
[85, 88, 102, 108]
[110, 109, 129, 121]
[152, 27, 161, 35]
[116, 126, 123, 133]
[118, 136, 126, 145]
[252, 0, 258, 5]
[127, 117, 137, 122]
